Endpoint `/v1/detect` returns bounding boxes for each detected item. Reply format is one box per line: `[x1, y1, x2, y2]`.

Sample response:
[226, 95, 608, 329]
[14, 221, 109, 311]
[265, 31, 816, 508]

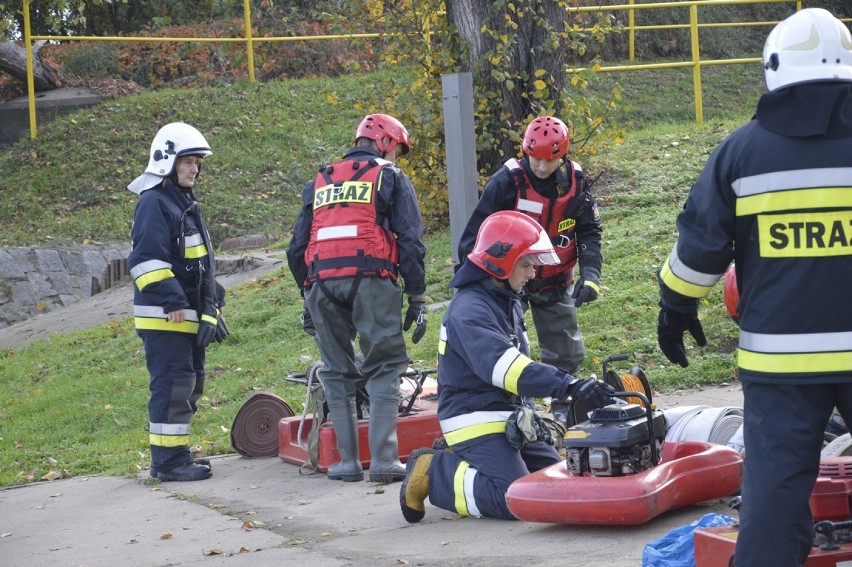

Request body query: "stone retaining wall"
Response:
[0, 235, 276, 330]
[0, 244, 130, 329]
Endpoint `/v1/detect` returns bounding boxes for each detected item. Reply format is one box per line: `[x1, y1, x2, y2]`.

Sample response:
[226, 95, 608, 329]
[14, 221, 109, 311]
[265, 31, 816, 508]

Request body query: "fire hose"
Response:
[231, 391, 295, 458]
[663, 405, 744, 453]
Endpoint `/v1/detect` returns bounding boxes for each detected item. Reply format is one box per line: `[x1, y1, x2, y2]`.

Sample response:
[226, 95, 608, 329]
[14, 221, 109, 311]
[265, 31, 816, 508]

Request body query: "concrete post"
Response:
[441, 73, 479, 265]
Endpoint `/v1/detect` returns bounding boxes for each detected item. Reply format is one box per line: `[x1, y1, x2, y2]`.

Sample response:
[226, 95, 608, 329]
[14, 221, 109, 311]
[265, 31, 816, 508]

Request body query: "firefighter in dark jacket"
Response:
[656, 9, 852, 566]
[457, 116, 603, 376]
[287, 113, 427, 483]
[127, 122, 228, 482]
[400, 210, 614, 522]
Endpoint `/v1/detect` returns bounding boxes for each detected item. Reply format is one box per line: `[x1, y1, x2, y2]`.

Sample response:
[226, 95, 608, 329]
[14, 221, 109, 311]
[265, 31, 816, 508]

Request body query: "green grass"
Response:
[0, 63, 763, 487]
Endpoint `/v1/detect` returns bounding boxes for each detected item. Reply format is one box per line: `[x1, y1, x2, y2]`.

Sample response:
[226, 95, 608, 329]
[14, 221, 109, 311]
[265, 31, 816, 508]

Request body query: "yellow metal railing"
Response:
[18, 0, 849, 138]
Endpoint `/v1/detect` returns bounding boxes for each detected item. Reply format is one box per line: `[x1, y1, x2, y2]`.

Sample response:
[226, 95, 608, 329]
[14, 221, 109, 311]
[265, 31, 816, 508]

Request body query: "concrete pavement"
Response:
[0, 384, 745, 567]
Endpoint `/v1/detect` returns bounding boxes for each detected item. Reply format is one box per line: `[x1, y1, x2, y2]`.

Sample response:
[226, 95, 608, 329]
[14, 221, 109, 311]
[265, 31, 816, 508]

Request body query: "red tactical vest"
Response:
[506, 158, 584, 289]
[305, 158, 399, 283]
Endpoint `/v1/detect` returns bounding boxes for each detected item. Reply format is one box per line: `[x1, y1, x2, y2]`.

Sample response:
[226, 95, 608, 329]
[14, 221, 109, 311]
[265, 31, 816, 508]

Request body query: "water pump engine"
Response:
[563, 401, 667, 476]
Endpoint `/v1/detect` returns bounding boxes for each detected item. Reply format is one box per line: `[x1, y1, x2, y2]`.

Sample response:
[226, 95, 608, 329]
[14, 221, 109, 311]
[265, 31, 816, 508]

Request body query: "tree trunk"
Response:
[445, 0, 569, 173]
[0, 41, 64, 92]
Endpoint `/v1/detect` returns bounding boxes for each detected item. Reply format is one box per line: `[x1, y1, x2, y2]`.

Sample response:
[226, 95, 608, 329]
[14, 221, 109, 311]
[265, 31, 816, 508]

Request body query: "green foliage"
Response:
[326, 1, 625, 215]
[49, 41, 121, 79]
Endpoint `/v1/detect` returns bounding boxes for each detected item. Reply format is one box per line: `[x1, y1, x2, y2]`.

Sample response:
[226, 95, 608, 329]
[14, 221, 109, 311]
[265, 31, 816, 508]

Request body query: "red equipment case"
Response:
[695, 457, 852, 566]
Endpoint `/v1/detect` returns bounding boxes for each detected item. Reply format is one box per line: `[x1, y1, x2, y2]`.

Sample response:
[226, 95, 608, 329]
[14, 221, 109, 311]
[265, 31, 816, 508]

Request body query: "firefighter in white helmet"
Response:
[127, 122, 228, 482]
[656, 9, 852, 565]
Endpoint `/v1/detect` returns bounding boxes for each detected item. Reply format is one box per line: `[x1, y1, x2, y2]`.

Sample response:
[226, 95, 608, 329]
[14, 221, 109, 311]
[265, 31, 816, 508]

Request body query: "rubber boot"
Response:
[367, 400, 407, 482]
[327, 402, 364, 482]
[400, 447, 435, 523]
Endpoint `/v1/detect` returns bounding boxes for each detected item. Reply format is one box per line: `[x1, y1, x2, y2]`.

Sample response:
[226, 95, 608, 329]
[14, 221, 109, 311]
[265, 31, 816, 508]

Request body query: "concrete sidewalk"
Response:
[0, 384, 744, 567]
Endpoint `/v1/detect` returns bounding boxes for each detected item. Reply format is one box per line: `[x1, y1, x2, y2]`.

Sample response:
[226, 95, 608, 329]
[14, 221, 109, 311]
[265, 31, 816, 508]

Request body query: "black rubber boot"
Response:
[156, 461, 212, 482]
[150, 457, 211, 478]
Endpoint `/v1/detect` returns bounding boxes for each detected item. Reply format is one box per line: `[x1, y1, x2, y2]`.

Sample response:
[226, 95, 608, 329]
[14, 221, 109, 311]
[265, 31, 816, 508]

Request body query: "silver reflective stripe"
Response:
[149, 422, 191, 435]
[317, 225, 358, 240]
[517, 199, 544, 214]
[440, 324, 448, 341]
[667, 245, 724, 287]
[505, 158, 521, 170]
[134, 305, 199, 322]
[439, 410, 514, 433]
[182, 233, 204, 247]
[464, 467, 482, 518]
[732, 167, 852, 197]
[740, 330, 852, 354]
[130, 259, 172, 279]
[492, 347, 523, 387]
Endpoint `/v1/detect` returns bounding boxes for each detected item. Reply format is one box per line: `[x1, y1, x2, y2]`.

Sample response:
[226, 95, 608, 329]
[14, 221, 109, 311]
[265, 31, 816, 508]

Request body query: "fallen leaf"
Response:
[204, 548, 224, 556]
[320, 532, 332, 537]
[288, 539, 306, 546]
[50, 493, 62, 498]
[297, 500, 311, 505]
[128, 539, 138, 544]
[396, 560, 410, 565]
[239, 547, 250, 553]
[41, 470, 61, 481]
[182, 526, 192, 531]
[0, 533, 12, 538]
[160, 533, 173, 540]
[209, 503, 225, 509]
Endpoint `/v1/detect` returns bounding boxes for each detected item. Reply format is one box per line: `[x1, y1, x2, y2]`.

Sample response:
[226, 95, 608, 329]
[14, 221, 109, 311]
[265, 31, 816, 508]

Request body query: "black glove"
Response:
[571, 269, 600, 308]
[214, 312, 229, 343]
[657, 306, 707, 368]
[197, 310, 218, 348]
[301, 306, 316, 337]
[404, 295, 428, 344]
[567, 377, 615, 408]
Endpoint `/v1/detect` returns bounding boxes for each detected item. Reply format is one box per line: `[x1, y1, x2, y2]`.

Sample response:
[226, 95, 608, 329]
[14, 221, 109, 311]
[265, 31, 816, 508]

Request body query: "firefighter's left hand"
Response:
[657, 306, 706, 367]
[571, 269, 600, 308]
[404, 295, 427, 344]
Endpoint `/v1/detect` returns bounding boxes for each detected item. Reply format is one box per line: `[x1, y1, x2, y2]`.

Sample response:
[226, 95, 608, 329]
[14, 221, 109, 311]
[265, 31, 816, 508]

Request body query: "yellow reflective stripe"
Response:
[135, 268, 175, 291]
[135, 318, 199, 333]
[453, 461, 471, 516]
[201, 313, 217, 325]
[438, 339, 446, 355]
[149, 433, 190, 447]
[738, 349, 852, 374]
[184, 243, 208, 259]
[586, 280, 600, 293]
[443, 421, 507, 445]
[492, 348, 532, 394]
[659, 259, 711, 299]
[736, 188, 852, 217]
[438, 324, 447, 355]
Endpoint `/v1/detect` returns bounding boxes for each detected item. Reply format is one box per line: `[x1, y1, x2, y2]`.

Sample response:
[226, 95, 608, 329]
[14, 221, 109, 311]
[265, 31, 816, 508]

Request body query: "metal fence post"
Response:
[23, 0, 37, 140]
[441, 73, 479, 265]
[243, 0, 255, 82]
[690, 3, 704, 125]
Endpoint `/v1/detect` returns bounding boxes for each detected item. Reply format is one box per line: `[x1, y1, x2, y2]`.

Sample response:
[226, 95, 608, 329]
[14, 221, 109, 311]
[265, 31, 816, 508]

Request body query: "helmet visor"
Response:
[525, 250, 560, 266]
[525, 230, 560, 265]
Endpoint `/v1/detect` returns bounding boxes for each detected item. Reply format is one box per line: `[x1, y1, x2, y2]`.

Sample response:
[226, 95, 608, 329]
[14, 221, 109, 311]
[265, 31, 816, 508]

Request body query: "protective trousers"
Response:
[426, 435, 561, 520]
[306, 277, 409, 480]
[141, 331, 205, 471]
[735, 381, 852, 567]
[526, 284, 584, 375]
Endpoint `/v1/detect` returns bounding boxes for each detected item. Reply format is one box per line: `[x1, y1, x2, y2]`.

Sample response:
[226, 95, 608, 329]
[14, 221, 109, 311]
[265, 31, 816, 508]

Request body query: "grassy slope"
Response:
[0, 63, 764, 486]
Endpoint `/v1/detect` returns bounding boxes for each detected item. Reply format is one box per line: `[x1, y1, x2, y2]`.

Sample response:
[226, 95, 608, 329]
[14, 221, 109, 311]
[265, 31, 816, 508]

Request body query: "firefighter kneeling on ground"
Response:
[400, 210, 614, 522]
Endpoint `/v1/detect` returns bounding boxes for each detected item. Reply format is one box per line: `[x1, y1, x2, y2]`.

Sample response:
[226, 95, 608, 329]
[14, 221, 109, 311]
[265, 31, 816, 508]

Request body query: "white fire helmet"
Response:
[763, 8, 852, 92]
[128, 122, 212, 194]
